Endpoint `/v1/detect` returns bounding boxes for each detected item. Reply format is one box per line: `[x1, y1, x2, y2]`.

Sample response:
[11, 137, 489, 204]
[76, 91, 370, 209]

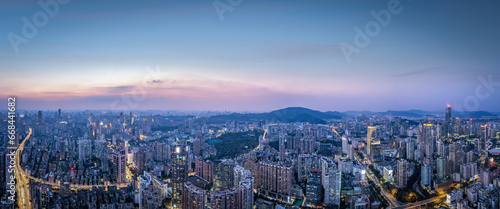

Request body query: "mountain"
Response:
[205, 107, 345, 124]
[204, 107, 498, 124]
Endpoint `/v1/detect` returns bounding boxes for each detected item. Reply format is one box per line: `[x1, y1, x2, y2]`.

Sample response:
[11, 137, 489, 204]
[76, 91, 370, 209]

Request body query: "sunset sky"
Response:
[1, 0, 499, 112]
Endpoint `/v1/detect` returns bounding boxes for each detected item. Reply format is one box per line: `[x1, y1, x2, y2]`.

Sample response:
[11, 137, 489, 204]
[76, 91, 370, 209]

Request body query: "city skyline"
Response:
[1, 0, 500, 111]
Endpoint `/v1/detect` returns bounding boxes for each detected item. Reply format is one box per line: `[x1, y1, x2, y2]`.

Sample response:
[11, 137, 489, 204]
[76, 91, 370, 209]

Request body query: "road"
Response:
[390, 194, 447, 209]
[15, 127, 132, 208]
[15, 128, 32, 209]
[354, 152, 401, 207]
[355, 153, 448, 209]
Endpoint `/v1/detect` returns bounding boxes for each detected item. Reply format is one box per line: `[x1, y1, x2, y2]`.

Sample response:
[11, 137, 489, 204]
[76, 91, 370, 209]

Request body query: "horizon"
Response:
[4, 105, 499, 114]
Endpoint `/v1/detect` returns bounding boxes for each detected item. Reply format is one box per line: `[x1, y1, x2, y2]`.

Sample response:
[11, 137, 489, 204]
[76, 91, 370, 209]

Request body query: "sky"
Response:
[1, 0, 499, 112]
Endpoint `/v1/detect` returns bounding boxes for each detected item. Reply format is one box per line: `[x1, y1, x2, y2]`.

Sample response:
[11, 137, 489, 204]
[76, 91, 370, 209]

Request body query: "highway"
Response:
[15, 128, 132, 209]
[15, 128, 32, 209]
[390, 194, 447, 209]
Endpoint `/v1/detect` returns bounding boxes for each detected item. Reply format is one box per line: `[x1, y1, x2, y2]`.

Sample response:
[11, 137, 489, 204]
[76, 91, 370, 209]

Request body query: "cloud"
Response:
[149, 79, 163, 84]
[392, 66, 447, 77]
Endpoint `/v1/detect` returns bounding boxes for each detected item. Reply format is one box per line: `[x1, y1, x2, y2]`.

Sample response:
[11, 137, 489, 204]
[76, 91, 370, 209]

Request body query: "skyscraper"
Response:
[192, 138, 201, 156]
[279, 135, 286, 161]
[321, 157, 341, 206]
[444, 105, 452, 138]
[480, 124, 488, 153]
[78, 139, 92, 161]
[406, 138, 415, 161]
[305, 169, 322, 207]
[134, 149, 147, 175]
[367, 126, 377, 156]
[112, 146, 127, 183]
[421, 162, 432, 187]
[422, 123, 436, 157]
[172, 145, 188, 209]
[38, 111, 43, 123]
[397, 159, 407, 188]
[480, 168, 492, 187]
[237, 176, 254, 209]
[437, 157, 446, 180]
[213, 159, 235, 191]
[342, 136, 349, 154]
[298, 154, 319, 183]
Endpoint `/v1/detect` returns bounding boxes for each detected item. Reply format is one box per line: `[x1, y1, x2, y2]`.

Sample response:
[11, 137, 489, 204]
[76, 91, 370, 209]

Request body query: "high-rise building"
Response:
[342, 136, 349, 154]
[305, 169, 322, 207]
[38, 111, 43, 123]
[397, 159, 407, 188]
[437, 157, 446, 180]
[436, 140, 445, 157]
[452, 117, 460, 137]
[421, 162, 432, 187]
[460, 164, 472, 181]
[182, 182, 206, 209]
[480, 124, 488, 153]
[321, 157, 341, 206]
[299, 136, 315, 154]
[134, 149, 147, 175]
[195, 158, 214, 182]
[444, 105, 452, 138]
[112, 146, 127, 183]
[406, 138, 415, 161]
[210, 188, 238, 209]
[78, 139, 92, 161]
[367, 126, 376, 156]
[214, 159, 235, 191]
[39, 185, 50, 209]
[298, 154, 319, 183]
[257, 161, 293, 203]
[480, 168, 492, 187]
[422, 123, 436, 157]
[279, 135, 286, 161]
[192, 139, 201, 156]
[172, 145, 189, 209]
[155, 142, 168, 162]
[237, 176, 254, 209]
